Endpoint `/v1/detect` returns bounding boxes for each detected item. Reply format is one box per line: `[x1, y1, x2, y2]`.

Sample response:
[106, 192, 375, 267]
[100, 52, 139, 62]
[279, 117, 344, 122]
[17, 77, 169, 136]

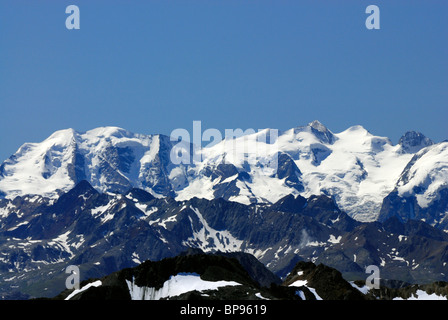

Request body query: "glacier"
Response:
[0, 121, 446, 222]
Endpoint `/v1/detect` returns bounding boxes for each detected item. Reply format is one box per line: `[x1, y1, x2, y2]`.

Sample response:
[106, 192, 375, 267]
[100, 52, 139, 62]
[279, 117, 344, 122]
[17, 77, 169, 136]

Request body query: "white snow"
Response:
[255, 292, 269, 300]
[7, 221, 29, 231]
[349, 281, 371, 295]
[182, 206, 243, 252]
[90, 199, 123, 223]
[190, 122, 427, 221]
[292, 125, 414, 221]
[328, 235, 342, 244]
[307, 287, 323, 300]
[126, 273, 241, 300]
[131, 252, 141, 264]
[396, 143, 448, 208]
[295, 290, 306, 300]
[175, 176, 216, 202]
[47, 230, 75, 258]
[65, 280, 102, 300]
[290, 279, 308, 287]
[289, 278, 323, 300]
[0, 129, 79, 199]
[1, 124, 446, 224]
[393, 290, 447, 300]
[159, 215, 178, 229]
[0, 203, 14, 218]
[135, 203, 158, 217]
[0, 127, 158, 199]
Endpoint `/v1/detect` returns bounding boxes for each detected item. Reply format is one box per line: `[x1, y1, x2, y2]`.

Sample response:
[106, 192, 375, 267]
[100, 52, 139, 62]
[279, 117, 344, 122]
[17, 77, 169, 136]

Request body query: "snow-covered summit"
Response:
[0, 123, 446, 222]
[0, 127, 168, 199]
[396, 141, 448, 207]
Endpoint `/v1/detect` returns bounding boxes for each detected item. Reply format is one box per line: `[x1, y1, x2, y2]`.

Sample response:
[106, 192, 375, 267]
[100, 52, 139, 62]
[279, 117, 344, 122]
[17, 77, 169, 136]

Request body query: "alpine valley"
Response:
[0, 121, 447, 300]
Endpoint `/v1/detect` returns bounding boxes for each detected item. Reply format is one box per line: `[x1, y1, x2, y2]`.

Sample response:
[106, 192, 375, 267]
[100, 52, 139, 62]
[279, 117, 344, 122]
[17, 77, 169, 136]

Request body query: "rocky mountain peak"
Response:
[307, 120, 335, 144]
[398, 131, 433, 153]
[308, 120, 327, 132]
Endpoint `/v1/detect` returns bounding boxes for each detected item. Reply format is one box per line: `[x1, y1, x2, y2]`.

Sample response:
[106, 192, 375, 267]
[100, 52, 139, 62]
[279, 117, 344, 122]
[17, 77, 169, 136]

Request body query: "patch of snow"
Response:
[131, 252, 141, 265]
[159, 215, 178, 229]
[350, 281, 371, 295]
[126, 273, 241, 300]
[393, 290, 447, 300]
[7, 221, 29, 231]
[47, 230, 74, 258]
[289, 278, 322, 300]
[255, 292, 269, 300]
[328, 235, 341, 244]
[135, 203, 158, 217]
[290, 279, 308, 287]
[295, 290, 306, 300]
[65, 280, 102, 300]
[183, 206, 243, 252]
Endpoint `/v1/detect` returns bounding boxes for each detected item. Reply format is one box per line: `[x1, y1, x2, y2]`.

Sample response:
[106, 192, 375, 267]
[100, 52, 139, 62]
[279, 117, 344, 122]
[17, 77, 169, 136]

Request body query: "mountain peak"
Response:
[125, 188, 156, 202]
[67, 180, 98, 197]
[308, 120, 327, 132]
[398, 131, 433, 153]
[45, 128, 78, 144]
[307, 120, 335, 144]
[84, 126, 134, 139]
[51, 180, 99, 212]
[345, 125, 369, 134]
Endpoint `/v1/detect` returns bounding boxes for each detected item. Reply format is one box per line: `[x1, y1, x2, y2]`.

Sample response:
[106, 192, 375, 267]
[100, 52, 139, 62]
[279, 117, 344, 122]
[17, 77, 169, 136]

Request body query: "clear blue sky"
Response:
[0, 0, 447, 162]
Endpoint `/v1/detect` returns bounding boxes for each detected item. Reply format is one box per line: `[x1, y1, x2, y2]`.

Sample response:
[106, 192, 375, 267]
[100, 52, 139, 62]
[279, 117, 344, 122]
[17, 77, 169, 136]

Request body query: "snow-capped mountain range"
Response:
[0, 121, 446, 223]
[1, 121, 447, 300]
[2, 179, 448, 299]
[55, 250, 448, 301]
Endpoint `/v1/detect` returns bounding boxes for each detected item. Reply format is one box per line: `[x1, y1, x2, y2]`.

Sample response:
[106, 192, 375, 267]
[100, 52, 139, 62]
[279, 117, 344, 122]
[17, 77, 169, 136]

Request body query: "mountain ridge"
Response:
[0, 122, 446, 224]
[51, 250, 448, 301]
[1, 180, 448, 299]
